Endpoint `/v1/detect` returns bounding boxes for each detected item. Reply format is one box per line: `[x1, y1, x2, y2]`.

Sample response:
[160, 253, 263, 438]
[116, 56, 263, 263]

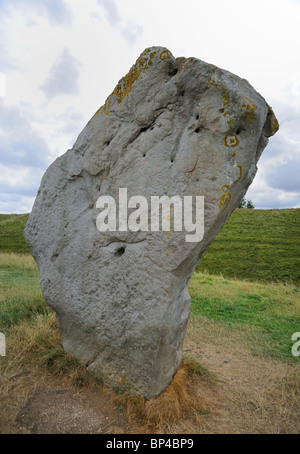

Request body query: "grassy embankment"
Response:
[1, 209, 299, 284]
[0, 210, 299, 433]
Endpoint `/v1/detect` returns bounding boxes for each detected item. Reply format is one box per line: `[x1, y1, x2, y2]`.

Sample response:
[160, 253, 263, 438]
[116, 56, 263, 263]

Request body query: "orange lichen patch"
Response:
[209, 77, 236, 128]
[208, 77, 220, 89]
[219, 184, 231, 212]
[178, 57, 195, 71]
[160, 49, 172, 60]
[231, 151, 236, 157]
[99, 98, 112, 116]
[271, 115, 279, 134]
[237, 164, 243, 181]
[99, 49, 158, 115]
[241, 97, 256, 122]
[221, 184, 230, 193]
[224, 133, 240, 148]
[223, 93, 230, 107]
[219, 191, 231, 212]
[209, 78, 230, 102]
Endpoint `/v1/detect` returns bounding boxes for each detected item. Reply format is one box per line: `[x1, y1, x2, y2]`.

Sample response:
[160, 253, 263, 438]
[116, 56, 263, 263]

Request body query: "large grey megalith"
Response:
[25, 47, 278, 398]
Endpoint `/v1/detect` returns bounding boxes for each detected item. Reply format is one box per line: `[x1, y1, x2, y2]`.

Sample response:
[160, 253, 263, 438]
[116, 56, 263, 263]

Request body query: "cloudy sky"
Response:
[0, 0, 300, 213]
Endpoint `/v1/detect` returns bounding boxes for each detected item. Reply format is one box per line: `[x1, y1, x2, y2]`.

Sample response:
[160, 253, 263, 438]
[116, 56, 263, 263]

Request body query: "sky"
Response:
[0, 0, 300, 213]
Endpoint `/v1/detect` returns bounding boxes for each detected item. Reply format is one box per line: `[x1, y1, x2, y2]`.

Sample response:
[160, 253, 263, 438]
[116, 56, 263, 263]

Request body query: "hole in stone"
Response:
[171, 159, 174, 163]
[180, 90, 185, 97]
[105, 141, 110, 146]
[115, 247, 125, 257]
[143, 154, 146, 157]
[195, 114, 199, 120]
[236, 128, 242, 135]
[168, 68, 178, 77]
[195, 128, 200, 133]
[141, 127, 148, 133]
[219, 108, 225, 113]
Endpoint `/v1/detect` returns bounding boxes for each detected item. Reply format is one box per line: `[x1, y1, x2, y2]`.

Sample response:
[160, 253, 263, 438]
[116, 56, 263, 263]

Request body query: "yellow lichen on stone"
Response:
[99, 98, 112, 116]
[178, 57, 195, 71]
[241, 97, 256, 122]
[237, 164, 243, 181]
[223, 93, 230, 107]
[224, 133, 240, 148]
[99, 49, 158, 115]
[219, 192, 231, 212]
[221, 184, 230, 192]
[271, 115, 279, 134]
[160, 49, 172, 60]
[219, 184, 232, 212]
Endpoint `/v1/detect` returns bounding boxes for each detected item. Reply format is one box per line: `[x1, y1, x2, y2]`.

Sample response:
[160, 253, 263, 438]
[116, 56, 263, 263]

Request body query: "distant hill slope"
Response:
[0, 209, 299, 284]
[196, 208, 300, 285]
[0, 214, 30, 254]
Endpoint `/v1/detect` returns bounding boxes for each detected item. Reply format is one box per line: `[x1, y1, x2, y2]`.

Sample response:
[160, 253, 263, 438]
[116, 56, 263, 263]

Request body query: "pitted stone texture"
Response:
[25, 47, 278, 398]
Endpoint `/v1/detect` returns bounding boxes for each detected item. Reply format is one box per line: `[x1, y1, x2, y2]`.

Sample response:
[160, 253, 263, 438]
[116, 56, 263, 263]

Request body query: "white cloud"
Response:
[0, 194, 36, 214]
[40, 48, 81, 99]
[0, 0, 299, 212]
[97, 0, 143, 46]
[97, 0, 121, 27]
[122, 21, 143, 47]
[0, 99, 49, 168]
[2, 0, 73, 27]
[0, 163, 44, 198]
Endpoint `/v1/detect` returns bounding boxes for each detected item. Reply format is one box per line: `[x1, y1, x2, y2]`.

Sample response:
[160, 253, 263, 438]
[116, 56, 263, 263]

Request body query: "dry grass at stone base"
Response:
[1, 312, 299, 434]
[113, 359, 213, 430]
[1, 253, 299, 433]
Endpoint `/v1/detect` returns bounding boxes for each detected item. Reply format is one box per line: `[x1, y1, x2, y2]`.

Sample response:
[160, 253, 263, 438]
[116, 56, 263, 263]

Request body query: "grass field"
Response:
[197, 208, 300, 285]
[0, 253, 299, 433]
[0, 208, 299, 433]
[0, 214, 30, 254]
[1, 209, 299, 284]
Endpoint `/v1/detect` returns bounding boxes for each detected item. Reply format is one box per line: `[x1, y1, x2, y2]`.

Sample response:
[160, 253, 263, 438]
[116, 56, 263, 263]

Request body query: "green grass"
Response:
[0, 254, 51, 330]
[0, 214, 30, 254]
[0, 209, 299, 284]
[1, 253, 299, 362]
[196, 208, 300, 285]
[189, 273, 300, 360]
[0, 208, 299, 364]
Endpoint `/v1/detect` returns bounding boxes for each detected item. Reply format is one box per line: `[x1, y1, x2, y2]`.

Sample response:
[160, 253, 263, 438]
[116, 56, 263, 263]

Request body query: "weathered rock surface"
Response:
[25, 47, 278, 398]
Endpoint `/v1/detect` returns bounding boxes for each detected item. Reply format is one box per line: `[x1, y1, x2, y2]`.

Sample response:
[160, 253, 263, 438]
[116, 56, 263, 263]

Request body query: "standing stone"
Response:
[24, 47, 278, 398]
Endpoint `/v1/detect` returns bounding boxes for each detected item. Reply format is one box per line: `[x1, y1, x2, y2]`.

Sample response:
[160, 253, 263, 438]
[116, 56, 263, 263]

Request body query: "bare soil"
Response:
[12, 333, 299, 434]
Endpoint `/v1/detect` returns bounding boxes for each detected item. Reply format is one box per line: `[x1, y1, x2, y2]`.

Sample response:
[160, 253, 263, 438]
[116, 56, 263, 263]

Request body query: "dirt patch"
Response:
[180, 336, 300, 434]
[16, 386, 126, 434]
[8, 323, 300, 434]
